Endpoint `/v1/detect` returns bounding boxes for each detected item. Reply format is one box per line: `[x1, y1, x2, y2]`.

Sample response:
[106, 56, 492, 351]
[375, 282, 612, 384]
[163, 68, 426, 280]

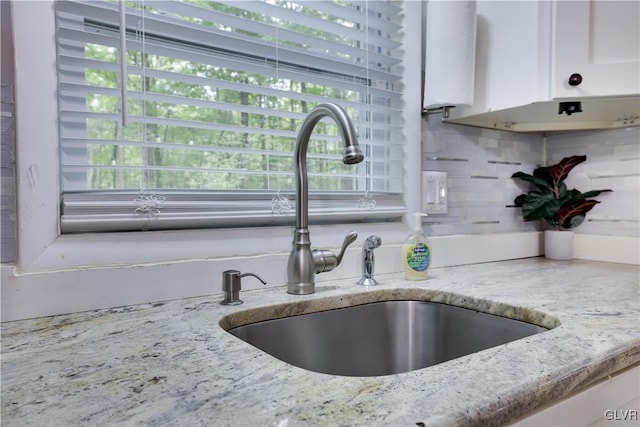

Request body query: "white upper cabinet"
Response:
[445, 1, 640, 132]
[553, 0, 640, 99]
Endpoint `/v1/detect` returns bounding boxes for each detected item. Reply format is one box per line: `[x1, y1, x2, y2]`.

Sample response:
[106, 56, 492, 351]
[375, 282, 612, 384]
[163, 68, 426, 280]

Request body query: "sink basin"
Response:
[224, 299, 552, 377]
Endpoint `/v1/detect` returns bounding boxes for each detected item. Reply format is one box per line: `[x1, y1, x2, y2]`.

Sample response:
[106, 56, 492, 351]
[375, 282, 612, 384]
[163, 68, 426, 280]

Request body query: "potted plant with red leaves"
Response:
[511, 155, 612, 260]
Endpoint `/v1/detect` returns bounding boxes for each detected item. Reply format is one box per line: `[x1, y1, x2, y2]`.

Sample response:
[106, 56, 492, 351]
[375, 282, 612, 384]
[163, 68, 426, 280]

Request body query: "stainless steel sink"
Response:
[225, 300, 550, 377]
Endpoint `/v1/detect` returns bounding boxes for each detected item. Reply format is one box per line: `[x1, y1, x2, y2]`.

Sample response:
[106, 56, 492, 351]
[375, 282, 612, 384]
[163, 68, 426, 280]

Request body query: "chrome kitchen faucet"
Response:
[286, 103, 363, 295]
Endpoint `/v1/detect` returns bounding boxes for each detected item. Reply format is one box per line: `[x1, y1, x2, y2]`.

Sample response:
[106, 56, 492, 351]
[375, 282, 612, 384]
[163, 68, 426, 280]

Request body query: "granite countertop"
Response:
[2, 258, 639, 426]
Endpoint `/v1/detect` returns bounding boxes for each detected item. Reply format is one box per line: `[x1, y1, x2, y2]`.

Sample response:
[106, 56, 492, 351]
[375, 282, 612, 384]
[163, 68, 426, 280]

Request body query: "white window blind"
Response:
[56, 0, 406, 233]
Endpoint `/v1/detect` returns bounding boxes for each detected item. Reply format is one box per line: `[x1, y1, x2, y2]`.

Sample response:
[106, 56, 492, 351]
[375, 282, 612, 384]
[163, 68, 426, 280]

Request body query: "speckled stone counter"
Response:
[2, 258, 639, 426]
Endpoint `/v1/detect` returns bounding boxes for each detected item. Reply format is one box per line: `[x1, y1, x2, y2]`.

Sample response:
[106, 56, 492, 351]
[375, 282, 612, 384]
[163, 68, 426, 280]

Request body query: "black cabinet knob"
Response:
[568, 73, 583, 86]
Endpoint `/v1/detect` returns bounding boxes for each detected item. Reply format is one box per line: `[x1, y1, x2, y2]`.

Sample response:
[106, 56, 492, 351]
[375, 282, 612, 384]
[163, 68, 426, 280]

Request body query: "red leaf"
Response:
[556, 200, 599, 226]
[548, 155, 587, 181]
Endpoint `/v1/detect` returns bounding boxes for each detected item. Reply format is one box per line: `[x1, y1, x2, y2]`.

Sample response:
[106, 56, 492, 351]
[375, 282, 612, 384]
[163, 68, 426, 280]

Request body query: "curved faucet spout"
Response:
[293, 103, 363, 230]
[287, 103, 364, 295]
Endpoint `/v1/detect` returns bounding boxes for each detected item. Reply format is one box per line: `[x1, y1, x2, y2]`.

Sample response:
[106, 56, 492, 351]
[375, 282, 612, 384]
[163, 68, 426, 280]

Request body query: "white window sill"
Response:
[3, 230, 549, 322]
[19, 222, 408, 273]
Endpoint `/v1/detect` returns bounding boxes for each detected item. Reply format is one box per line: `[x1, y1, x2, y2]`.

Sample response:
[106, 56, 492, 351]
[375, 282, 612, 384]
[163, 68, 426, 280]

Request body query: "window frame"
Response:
[11, 0, 422, 275]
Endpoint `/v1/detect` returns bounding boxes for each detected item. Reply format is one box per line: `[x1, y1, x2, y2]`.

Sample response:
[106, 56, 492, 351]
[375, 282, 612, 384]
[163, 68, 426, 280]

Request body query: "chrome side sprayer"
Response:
[357, 235, 382, 287]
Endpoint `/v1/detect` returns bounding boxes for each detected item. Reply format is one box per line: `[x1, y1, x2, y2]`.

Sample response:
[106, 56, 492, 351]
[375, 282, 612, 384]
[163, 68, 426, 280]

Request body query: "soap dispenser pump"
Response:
[402, 213, 432, 280]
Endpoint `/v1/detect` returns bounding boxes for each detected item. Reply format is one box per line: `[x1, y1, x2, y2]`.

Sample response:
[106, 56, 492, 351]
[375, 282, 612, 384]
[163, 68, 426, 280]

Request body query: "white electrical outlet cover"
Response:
[421, 171, 448, 214]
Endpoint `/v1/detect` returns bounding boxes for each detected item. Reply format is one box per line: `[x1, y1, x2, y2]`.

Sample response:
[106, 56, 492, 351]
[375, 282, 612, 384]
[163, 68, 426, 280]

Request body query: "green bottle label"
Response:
[406, 243, 430, 272]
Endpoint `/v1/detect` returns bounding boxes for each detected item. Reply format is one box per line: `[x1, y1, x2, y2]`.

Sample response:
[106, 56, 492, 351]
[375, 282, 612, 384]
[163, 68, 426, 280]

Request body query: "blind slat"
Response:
[60, 110, 405, 145]
[60, 137, 405, 156]
[56, 1, 401, 70]
[56, 24, 402, 84]
[146, 0, 402, 55]
[210, 0, 402, 46]
[55, 0, 405, 233]
[57, 55, 403, 113]
[300, 1, 402, 34]
[58, 81, 404, 130]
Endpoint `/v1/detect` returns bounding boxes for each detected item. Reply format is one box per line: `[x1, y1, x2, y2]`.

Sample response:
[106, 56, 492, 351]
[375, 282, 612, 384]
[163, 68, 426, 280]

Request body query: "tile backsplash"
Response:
[546, 127, 640, 237]
[421, 118, 544, 236]
[421, 118, 640, 238]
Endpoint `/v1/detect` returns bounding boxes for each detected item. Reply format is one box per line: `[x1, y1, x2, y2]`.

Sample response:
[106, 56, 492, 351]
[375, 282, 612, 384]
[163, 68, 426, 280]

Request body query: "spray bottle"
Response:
[402, 213, 432, 280]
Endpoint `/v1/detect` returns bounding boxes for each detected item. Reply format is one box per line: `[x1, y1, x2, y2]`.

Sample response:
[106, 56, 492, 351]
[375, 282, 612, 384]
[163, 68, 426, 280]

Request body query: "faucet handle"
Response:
[220, 270, 267, 305]
[312, 231, 358, 274]
[336, 231, 358, 265]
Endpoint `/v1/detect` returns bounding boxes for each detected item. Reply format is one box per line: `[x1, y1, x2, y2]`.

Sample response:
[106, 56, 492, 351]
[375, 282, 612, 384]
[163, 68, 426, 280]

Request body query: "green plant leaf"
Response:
[560, 188, 584, 205]
[522, 192, 562, 221]
[513, 194, 527, 206]
[533, 166, 551, 180]
[581, 189, 613, 198]
[563, 214, 586, 229]
[557, 182, 571, 201]
[562, 188, 612, 206]
[510, 155, 611, 230]
[511, 171, 552, 191]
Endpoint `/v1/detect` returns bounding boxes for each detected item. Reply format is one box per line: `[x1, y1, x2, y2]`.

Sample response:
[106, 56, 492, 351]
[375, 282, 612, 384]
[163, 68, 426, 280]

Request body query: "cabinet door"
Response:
[513, 364, 640, 426]
[554, 0, 640, 98]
